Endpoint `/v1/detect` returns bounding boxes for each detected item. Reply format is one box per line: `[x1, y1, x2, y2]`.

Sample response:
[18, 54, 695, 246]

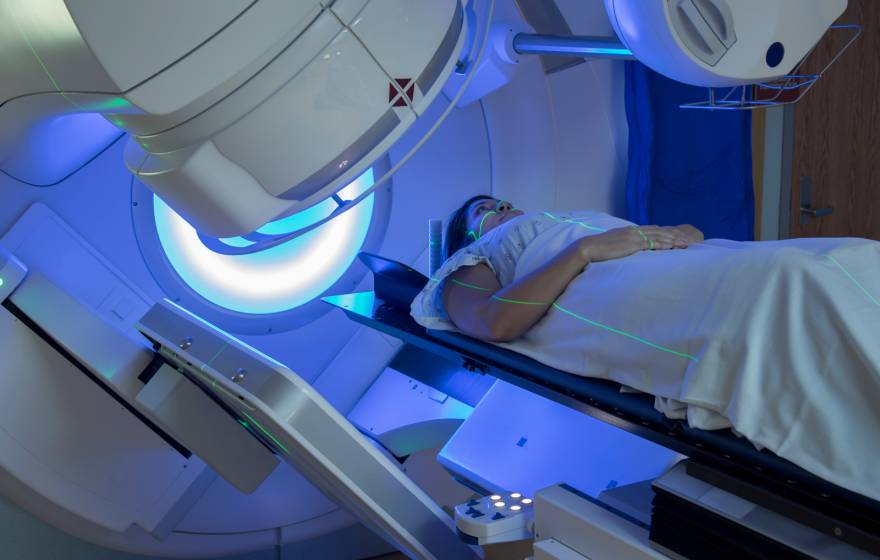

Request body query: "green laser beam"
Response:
[241, 410, 290, 455]
[451, 278, 491, 291]
[492, 295, 548, 305]
[826, 255, 880, 307]
[448, 276, 698, 363]
[633, 227, 653, 250]
[477, 211, 497, 239]
[452, 279, 548, 304]
[543, 212, 608, 233]
[11, 11, 85, 111]
[552, 303, 699, 363]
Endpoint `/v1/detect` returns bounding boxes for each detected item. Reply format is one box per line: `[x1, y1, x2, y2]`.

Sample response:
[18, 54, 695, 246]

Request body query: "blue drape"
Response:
[624, 62, 754, 241]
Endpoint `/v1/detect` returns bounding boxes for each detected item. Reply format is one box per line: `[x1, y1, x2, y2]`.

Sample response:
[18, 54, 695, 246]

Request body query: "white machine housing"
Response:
[604, 0, 848, 87]
[137, 299, 479, 560]
[1, 0, 464, 237]
[1, 0, 847, 241]
[0, 1, 858, 557]
[0, 205, 288, 555]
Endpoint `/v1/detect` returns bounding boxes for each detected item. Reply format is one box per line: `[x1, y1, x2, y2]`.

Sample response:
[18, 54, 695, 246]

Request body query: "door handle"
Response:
[799, 176, 833, 225]
[800, 206, 834, 218]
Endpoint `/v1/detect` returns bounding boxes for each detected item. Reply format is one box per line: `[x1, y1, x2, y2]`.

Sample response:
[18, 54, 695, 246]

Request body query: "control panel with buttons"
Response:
[454, 491, 534, 545]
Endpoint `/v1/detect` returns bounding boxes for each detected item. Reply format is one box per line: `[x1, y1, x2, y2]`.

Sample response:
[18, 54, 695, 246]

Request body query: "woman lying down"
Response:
[411, 195, 880, 502]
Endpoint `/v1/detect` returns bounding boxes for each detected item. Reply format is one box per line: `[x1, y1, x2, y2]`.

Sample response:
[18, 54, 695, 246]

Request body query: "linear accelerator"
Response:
[0, 1, 867, 559]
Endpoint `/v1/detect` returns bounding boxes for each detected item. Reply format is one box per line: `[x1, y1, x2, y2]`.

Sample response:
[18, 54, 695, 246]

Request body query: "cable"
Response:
[478, 99, 495, 196]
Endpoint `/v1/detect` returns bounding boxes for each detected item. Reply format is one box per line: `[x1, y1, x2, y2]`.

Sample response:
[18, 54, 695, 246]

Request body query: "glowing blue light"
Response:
[256, 199, 337, 236]
[256, 169, 374, 236]
[218, 237, 255, 248]
[16, 113, 120, 185]
[154, 169, 375, 314]
[322, 291, 376, 318]
[579, 47, 631, 56]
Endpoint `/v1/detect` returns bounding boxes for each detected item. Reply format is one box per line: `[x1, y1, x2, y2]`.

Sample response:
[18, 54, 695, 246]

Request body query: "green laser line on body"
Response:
[825, 255, 880, 307]
[551, 303, 698, 363]
[633, 226, 654, 250]
[542, 212, 608, 233]
[451, 278, 491, 291]
[448, 278, 698, 362]
[493, 295, 548, 305]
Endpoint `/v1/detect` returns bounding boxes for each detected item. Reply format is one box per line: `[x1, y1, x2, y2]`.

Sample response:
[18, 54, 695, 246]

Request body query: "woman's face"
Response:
[465, 198, 523, 240]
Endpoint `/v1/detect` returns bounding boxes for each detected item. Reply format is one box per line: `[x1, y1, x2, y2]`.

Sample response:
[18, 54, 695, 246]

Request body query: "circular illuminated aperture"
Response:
[510, 505, 521, 511]
[489, 495, 502, 501]
[154, 169, 375, 314]
[521, 498, 532, 505]
[493, 501, 505, 508]
[510, 493, 521, 499]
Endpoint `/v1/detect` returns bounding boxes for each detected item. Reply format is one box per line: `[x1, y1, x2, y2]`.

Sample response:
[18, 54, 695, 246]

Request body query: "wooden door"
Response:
[789, 0, 880, 240]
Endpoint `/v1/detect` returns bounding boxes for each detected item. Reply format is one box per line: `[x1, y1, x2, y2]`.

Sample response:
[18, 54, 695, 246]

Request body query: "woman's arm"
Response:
[442, 225, 689, 342]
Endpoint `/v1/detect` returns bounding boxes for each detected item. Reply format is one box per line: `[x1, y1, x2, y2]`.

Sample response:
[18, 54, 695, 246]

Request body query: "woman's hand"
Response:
[578, 225, 698, 263]
[670, 224, 704, 244]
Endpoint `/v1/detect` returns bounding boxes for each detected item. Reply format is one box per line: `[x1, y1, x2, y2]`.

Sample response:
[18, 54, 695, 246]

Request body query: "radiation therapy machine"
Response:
[1, 0, 853, 242]
[0, 0, 870, 559]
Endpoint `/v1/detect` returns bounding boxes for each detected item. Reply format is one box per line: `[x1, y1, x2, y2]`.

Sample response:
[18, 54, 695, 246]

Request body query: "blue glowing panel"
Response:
[218, 236, 256, 248]
[154, 169, 375, 314]
[40, 114, 119, 174]
[6, 112, 121, 185]
[257, 169, 375, 235]
[322, 291, 377, 318]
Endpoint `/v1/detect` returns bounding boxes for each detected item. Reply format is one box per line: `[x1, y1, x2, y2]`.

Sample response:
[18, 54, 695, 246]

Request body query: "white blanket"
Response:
[412, 211, 880, 501]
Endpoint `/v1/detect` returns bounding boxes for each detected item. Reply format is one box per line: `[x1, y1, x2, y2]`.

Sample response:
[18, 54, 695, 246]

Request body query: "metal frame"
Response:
[512, 34, 635, 60]
[509, 25, 861, 112]
[680, 25, 862, 111]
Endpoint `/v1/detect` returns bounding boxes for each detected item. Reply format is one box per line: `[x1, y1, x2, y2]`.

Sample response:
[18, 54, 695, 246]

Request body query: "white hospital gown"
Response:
[411, 211, 880, 501]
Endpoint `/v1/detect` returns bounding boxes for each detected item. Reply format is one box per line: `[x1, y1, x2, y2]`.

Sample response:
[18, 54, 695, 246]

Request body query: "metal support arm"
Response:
[512, 33, 635, 60]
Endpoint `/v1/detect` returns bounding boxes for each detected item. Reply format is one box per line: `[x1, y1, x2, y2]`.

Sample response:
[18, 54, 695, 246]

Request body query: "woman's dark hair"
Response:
[443, 194, 494, 260]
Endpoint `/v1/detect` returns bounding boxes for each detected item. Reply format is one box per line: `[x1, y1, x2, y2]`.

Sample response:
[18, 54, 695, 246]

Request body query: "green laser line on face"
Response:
[468, 201, 520, 241]
[469, 210, 497, 241]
